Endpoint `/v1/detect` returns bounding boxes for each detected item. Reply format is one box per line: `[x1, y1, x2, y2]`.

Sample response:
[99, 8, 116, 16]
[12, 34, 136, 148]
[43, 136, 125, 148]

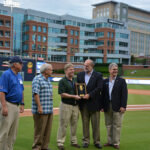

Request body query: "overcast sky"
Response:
[0, 0, 150, 19]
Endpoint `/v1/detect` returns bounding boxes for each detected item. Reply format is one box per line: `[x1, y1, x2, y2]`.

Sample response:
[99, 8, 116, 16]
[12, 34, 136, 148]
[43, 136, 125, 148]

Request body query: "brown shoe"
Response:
[71, 144, 80, 148]
[57, 146, 65, 150]
[104, 143, 113, 146]
[114, 145, 120, 149]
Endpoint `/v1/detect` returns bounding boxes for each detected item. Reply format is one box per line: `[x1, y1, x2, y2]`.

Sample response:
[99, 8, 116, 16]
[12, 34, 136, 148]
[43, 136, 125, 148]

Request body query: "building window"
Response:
[96, 32, 104, 37]
[42, 46, 46, 51]
[32, 34, 36, 42]
[0, 41, 3, 47]
[5, 41, 10, 47]
[70, 38, 74, 45]
[32, 25, 36, 31]
[70, 48, 74, 53]
[32, 44, 36, 50]
[5, 21, 10, 27]
[37, 45, 41, 51]
[0, 30, 3, 36]
[75, 39, 78, 45]
[75, 31, 79, 36]
[43, 27, 47, 33]
[107, 32, 110, 38]
[111, 41, 114, 46]
[107, 40, 110, 46]
[111, 32, 114, 38]
[37, 35, 41, 42]
[43, 36, 46, 42]
[5, 31, 10, 37]
[0, 20, 4, 26]
[97, 40, 104, 46]
[71, 30, 74, 35]
[38, 26, 42, 32]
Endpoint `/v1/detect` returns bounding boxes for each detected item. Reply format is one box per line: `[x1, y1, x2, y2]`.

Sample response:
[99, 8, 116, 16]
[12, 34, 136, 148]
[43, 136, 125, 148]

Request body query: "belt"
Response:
[7, 101, 20, 106]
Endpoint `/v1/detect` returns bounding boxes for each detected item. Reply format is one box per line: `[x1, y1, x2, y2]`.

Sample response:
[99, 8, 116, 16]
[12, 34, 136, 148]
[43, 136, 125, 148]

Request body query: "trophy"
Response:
[75, 83, 87, 97]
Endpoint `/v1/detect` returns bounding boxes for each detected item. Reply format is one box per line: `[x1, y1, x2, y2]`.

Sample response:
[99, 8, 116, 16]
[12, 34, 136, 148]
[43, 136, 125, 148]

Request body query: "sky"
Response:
[0, 0, 150, 19]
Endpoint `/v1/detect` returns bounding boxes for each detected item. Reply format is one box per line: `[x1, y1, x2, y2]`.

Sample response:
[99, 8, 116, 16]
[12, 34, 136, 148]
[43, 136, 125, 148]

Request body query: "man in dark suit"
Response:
[77, 59, 103, 149]
[102, 63, 128, 149]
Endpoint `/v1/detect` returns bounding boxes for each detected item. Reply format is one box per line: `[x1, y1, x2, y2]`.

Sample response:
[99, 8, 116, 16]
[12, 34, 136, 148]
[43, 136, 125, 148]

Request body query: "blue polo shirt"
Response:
[0, 68, 24, 103]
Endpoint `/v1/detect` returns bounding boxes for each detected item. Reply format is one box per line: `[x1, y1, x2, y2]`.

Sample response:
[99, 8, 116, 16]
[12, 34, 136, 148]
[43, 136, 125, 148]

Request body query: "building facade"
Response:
[0, 2, 130, 64]
[92, 0, 150, 58]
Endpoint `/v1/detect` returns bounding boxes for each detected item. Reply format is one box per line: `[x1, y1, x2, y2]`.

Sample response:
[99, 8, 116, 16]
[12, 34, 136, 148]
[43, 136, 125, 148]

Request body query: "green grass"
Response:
[24, 82, 150, 108]
[123, 69, 150, 77]
[128, 84, 150, 90]
[14, 111, 150, 150]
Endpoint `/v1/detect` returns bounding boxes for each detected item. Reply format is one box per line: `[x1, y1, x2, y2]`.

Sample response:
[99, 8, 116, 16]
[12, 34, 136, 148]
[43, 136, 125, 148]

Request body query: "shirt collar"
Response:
[85, 69, 93, 76]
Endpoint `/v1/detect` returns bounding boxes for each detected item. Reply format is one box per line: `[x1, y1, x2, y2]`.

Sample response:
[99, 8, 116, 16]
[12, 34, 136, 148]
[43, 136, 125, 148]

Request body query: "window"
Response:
[5, 41, 10, 47]
[38, 26, 42, 32]
[37, 45, 41, 51]
[107, 41, 110, 46]
[5, 31, 10, 37]
[75, 39, 78, 45]
[32, 34, 36, 41]
[42, 46, 46, 51]
[0, 30, 3, 36]
[111, 41, 114, 46]
[111, 33, 114, 38]
[107, 32, 110, 38]
[75, 31, 79, 36]
[43, 36, 46, 42]
[71, 30, 74, 35]
[32, 44, 36, 50]
[37, 35, 41, 42]
[0, 41, 3, 47]
[0, 20, 4, 26]
[43, 27, 47, 33]
[70, 38, 74, 45]
[96, 32, 104, 37]
[32, 25, 36, 31]
[5, 21, 10, 27]
[97, 40, 104, 46]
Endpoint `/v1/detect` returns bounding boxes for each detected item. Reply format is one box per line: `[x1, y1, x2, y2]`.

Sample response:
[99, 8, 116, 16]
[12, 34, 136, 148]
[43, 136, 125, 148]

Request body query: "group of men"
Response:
[0, 56, 128, 150]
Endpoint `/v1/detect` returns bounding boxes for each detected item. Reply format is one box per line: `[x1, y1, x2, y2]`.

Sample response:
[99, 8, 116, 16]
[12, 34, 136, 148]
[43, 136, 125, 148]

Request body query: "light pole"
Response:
[3, 0, 20, 56]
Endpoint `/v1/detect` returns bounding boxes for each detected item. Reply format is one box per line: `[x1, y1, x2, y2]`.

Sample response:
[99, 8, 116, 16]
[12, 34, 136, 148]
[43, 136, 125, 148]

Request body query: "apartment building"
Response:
[92, 0, 150, 57]
[0, 2, 130, 64]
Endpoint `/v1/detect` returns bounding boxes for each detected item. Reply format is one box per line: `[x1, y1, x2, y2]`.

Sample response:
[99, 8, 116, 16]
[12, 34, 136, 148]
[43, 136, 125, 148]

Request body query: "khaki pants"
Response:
[32, 113, 53, 150]
[57, 102, 79, 146]
[80, 105, 100, 145]
[104, 103, 124, 145]
[0, 102, 19, 150]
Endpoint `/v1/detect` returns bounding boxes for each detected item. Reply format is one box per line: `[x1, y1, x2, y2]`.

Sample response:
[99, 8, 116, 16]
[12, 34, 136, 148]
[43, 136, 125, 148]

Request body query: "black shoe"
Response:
[71, 144, 80, 148]
[57, 146, 65, 150]
[83, 143, 89, 148]
[95, 143, 102, 149]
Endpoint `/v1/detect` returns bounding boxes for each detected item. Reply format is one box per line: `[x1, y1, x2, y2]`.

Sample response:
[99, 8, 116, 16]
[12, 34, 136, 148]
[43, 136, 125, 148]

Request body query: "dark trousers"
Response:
[32, 114, 53, 150]
[80, 105, 100, 145]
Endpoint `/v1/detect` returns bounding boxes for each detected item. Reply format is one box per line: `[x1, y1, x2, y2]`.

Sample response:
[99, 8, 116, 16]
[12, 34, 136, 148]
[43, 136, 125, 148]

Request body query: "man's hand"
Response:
[38, 105, 43, 114]
[83, 94, 90, 100]
[74, 95, 81, 100]
[120, 107, 126, 113]
[20, 105, 24, 113]
[2, 105, 8, 116]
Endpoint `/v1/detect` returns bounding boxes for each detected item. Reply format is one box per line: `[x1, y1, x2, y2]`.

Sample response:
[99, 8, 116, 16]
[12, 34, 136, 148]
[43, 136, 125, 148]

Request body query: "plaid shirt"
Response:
[32, 74, 53, 114]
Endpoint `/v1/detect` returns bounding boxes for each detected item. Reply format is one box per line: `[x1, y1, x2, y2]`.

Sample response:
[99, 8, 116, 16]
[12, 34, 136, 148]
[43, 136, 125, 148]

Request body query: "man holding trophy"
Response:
[77, 59, 103, 149]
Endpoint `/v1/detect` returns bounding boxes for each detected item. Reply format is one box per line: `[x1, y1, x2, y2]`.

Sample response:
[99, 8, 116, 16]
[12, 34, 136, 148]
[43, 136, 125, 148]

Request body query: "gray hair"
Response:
[85, 59, 95, 67]
[109, 63, 118, 70]
[40, 63, 52, 73]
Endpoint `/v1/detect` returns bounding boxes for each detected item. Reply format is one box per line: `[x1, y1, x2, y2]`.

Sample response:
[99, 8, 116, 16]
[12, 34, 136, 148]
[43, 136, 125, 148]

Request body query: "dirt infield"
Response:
[20, 104, 150, 117]
[128, 89, 150, 95]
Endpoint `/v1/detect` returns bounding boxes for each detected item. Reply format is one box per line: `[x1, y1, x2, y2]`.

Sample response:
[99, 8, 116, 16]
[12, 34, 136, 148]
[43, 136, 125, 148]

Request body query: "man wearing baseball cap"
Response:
[0, 56, 24, 150]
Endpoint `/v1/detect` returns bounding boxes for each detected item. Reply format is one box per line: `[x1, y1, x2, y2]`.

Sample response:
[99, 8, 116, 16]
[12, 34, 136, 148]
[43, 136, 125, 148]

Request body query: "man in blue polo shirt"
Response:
[0, 56, 24, 150]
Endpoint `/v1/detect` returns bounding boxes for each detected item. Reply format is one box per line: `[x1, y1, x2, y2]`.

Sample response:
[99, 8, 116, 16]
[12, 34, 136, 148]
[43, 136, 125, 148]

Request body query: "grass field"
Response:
[24, 82, 150, 108]
[14, 111, 150, 150]
[123, 69, 150, 77]
[13, 82, 150, 150]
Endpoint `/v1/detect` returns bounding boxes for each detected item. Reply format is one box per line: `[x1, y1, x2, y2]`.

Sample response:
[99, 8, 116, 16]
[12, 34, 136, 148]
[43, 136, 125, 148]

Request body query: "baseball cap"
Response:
[9, 56, 23, 64]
